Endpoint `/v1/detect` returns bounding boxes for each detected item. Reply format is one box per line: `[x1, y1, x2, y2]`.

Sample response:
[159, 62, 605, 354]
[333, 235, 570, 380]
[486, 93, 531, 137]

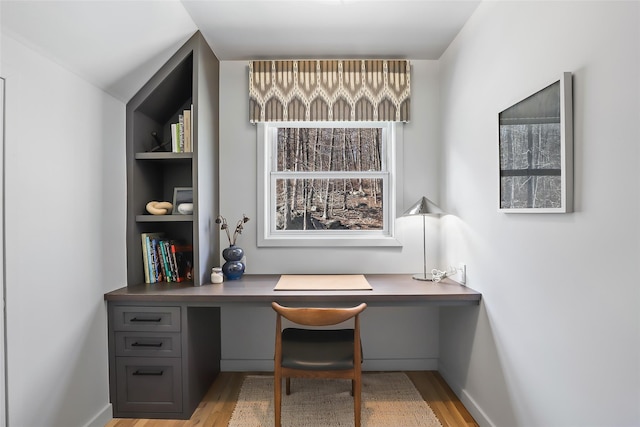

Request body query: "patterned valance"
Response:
[249, 60, 410, 122]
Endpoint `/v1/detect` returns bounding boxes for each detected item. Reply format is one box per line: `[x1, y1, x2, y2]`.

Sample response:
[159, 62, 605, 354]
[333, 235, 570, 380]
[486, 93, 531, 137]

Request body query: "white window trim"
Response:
[257, 121, 403, 247]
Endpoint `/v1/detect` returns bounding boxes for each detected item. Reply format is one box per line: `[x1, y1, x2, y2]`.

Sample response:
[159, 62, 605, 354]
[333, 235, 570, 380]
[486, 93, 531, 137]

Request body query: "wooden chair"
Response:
[271, 302, 367, 427]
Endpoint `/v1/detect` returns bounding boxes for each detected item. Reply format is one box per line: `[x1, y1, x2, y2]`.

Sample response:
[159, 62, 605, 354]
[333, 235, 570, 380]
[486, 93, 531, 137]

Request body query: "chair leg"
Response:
[351, 379, 355, 396]
[354, 377, 361, 427]
[274, 373, 282, 427]
[286, 377, 291, 395]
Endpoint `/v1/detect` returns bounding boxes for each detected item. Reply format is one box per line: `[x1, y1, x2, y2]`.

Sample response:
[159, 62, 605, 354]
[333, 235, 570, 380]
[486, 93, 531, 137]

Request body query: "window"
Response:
[258, 121, 402, 247]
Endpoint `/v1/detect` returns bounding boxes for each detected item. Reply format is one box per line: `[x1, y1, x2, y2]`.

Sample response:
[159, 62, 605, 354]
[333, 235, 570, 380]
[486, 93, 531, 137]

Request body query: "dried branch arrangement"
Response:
[216, 214, 250, 246]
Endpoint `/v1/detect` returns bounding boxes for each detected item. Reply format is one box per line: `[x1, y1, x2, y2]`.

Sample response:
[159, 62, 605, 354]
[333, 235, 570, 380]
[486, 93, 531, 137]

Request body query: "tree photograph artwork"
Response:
[498, 73, 573, 213]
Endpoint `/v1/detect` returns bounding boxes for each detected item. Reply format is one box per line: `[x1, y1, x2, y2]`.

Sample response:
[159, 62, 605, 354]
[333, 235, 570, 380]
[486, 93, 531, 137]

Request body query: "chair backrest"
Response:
[271, 302, 367, 327]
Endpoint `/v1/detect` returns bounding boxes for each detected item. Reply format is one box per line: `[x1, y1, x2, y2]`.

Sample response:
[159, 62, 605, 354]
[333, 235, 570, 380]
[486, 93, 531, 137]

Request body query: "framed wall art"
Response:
[498, 72, 573, 213]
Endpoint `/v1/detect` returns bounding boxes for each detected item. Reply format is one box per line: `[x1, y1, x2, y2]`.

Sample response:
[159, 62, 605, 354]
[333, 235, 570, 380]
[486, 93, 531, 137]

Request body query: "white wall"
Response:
[1, 74, 6, 427]
[1, 34, 125, 427]
[218, 60, 446, 371]
[438, 2, 640, 426]
[1, 16, 6, 427]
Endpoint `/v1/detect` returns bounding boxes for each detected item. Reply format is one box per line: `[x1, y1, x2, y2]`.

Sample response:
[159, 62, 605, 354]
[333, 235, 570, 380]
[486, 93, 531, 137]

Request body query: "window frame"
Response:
[257, 121, 403, 247]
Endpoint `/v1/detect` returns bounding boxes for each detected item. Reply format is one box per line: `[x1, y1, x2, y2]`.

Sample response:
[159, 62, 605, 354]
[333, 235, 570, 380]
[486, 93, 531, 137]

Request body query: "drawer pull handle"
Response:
[131, 342, 163, 348]
[130, 317, 162, 323]
[132, 370, 164, 376]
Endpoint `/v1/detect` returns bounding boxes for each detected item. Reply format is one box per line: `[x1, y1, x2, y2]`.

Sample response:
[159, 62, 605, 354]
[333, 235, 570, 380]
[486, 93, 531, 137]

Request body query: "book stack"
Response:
[141, 233, 193, 283]
[170, 105, 194, 153]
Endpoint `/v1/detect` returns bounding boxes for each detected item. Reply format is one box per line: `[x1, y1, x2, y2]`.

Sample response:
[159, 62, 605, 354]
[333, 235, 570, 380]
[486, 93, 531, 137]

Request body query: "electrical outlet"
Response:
[458, 263, 466, 285]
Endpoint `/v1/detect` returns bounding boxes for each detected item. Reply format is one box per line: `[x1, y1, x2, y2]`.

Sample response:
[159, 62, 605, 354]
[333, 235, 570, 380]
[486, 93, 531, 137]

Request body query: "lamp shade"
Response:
[402, 196, 445, 217]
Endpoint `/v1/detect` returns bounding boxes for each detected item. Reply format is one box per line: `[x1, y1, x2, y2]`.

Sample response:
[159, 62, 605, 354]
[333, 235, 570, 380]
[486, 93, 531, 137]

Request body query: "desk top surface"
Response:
[104, 274, 481, 305]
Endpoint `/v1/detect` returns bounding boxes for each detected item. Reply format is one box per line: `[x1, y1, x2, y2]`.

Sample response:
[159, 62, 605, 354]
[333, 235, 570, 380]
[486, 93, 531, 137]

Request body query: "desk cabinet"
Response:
[108, 303, 220, 419]
[115, 356, 182, 414]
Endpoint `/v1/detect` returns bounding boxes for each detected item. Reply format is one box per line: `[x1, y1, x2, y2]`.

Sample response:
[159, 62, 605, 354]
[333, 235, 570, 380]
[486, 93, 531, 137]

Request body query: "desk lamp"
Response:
[402, 197, 445, 281]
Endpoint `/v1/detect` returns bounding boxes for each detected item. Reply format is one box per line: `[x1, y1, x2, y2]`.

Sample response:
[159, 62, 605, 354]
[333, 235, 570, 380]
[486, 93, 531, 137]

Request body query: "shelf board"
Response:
[135, 152, 193, 161]
[128, 280, 195, 288]
[136, 214, 194, 222]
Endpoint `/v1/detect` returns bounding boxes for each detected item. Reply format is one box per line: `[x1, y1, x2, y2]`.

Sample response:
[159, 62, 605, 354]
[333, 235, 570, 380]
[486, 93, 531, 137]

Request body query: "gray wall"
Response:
[218, 60, 446, 371]
[1, 34, 126, 427]
[438, 2, 640, 426]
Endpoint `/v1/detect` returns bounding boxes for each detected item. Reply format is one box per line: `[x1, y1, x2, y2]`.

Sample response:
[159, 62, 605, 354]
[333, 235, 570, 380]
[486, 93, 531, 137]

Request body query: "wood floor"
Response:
[105, 371, 478, 427]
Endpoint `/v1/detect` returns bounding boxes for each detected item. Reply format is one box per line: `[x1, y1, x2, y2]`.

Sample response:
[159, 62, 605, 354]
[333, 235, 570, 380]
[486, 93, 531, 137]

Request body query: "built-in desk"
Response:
[104, 274, 481, 419]
[105, 274, 481, 304]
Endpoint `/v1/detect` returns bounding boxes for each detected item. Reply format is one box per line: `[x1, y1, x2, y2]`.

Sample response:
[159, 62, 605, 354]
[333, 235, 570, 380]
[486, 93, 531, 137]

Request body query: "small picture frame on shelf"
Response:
[172, 187, 193, 215]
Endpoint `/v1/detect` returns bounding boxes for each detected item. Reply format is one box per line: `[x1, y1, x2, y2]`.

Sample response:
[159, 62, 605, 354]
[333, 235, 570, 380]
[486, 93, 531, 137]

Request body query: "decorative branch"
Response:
[216, 214, 250, 246]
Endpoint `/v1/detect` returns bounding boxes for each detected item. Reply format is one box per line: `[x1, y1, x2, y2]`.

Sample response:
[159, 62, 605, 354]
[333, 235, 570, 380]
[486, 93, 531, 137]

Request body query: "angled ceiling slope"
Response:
[1, 1, 199, 102]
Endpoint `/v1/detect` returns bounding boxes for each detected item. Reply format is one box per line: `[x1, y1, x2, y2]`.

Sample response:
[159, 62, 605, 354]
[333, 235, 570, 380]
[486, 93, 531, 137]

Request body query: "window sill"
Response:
[257, 234, 402, 247]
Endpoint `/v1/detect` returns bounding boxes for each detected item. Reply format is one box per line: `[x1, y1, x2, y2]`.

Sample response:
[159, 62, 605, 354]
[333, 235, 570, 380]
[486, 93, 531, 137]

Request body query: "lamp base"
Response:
[412, 273, 433, 281]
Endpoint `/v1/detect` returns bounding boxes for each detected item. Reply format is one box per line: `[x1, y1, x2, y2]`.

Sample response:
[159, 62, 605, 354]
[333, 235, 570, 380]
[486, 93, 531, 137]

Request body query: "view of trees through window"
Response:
[275, 127, 385, 231]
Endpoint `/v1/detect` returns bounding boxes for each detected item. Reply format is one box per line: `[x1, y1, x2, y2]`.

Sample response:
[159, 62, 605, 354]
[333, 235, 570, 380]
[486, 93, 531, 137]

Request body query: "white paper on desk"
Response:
[274, 274, 372, 291]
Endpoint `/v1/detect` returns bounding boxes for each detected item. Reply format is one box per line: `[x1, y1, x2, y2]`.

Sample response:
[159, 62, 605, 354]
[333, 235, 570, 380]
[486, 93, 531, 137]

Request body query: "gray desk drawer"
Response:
[115, 357, 182, 413]
[115, 332, 181, 358]
[113, 306, 180, 332]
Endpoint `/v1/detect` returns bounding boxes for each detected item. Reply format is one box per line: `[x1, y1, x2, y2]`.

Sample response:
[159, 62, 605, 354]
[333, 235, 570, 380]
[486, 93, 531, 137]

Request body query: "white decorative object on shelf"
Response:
[177, 203, 193, 214]
[211, 267, 223, 284]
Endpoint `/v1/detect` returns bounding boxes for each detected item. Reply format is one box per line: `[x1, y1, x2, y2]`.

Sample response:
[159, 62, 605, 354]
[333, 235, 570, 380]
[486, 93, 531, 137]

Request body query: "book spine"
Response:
[178, 114, 184, 153]
[159, 239, 172, 282]
[141, 234, 150, 283]
[170, 243, 182, 282]
[183, 109, 191, 153]
[147, 234, 156, 283]
[149, 238, 156, 283]
[165, 240, 177, 281]
[170, 123, 177, 152]
[189, 104, 194, 152]
[151, 238, 164, 283]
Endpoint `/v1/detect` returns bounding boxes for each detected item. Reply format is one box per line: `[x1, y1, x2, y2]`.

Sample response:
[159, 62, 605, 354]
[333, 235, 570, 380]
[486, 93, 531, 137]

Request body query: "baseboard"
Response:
[84, 403, 112, 427]
[438, 364, 495, 427]
[221, 358, 438, 372]
[364, 358, 438, 371]
[222, 359, 274, 372]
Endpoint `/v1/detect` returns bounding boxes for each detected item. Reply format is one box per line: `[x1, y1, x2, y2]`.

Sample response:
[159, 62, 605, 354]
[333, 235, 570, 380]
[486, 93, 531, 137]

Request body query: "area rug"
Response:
[228, 372, 443, 427]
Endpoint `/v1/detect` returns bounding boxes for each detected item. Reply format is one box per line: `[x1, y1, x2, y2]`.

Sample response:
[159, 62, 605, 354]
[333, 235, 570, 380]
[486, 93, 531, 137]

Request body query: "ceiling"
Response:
[0, 0, 481, 102]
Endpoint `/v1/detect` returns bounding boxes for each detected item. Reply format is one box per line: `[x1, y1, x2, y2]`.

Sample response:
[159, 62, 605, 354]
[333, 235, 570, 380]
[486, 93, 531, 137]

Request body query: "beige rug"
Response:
[228, 372, 443, 427]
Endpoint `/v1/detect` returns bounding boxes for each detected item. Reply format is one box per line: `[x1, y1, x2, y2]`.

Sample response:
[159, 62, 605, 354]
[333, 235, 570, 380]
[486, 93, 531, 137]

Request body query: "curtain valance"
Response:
[249, 60, 410, 122]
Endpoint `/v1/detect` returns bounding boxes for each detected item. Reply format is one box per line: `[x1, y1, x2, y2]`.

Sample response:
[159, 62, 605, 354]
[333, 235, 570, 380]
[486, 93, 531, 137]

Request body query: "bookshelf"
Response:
[126, 31, 219, 287]
[110, 32, 220, 419]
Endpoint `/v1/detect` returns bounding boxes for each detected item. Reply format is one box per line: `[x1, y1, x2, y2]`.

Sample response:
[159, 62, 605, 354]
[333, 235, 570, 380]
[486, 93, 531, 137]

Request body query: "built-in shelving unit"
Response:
[110, 31, 221, 420]
[125, 31, 219, 287]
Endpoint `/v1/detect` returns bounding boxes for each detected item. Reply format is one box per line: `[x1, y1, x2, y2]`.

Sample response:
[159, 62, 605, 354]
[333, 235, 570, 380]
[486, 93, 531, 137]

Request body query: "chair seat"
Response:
[281, 328, 355, 371]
